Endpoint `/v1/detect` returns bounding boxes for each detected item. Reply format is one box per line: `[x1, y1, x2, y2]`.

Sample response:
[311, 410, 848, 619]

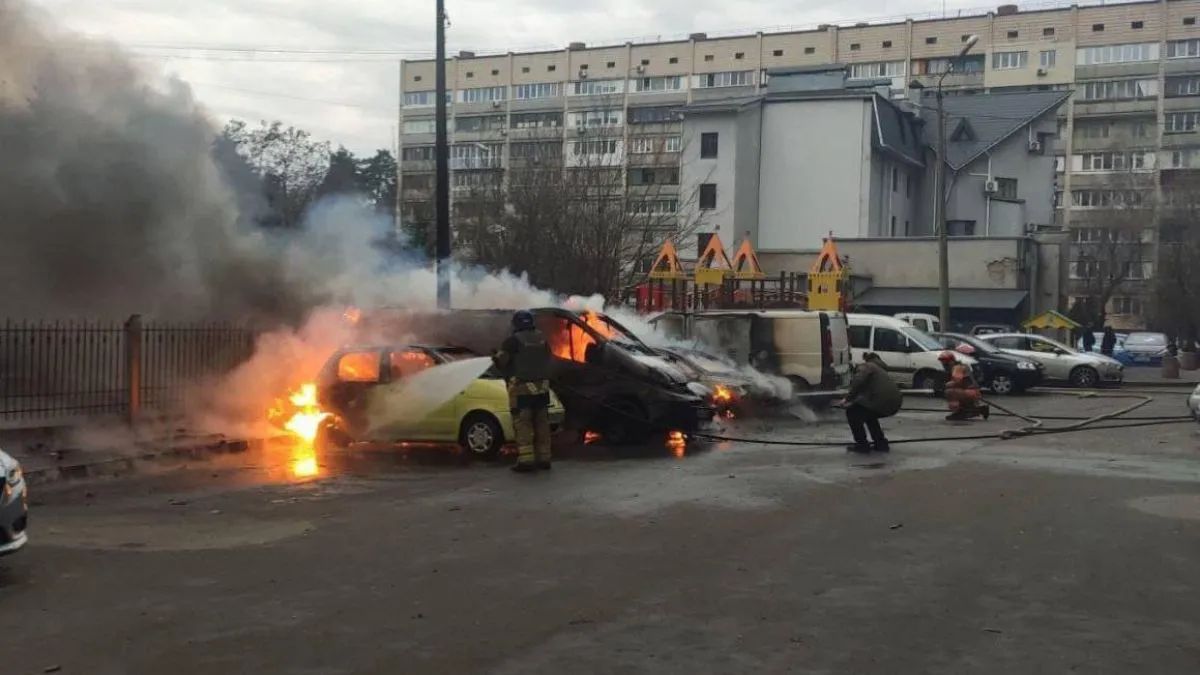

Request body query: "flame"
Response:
[270, 382, 330, 479]
[584, 430, 602, 445]
[343, 306, 362, 325]
[712, 384, 735, 405]
[666, 430, 686, 458]
[546, 312, 613, 363]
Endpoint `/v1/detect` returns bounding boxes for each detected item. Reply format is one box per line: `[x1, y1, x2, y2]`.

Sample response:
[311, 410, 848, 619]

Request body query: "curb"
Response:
[20, 437, 274, 487]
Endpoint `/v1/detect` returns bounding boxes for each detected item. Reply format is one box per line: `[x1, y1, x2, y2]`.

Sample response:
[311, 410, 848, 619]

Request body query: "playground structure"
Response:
[632, 234, 850, 314]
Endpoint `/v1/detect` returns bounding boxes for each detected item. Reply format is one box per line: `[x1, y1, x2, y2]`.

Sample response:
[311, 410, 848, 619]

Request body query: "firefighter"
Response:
[937, 351, 990, 421]
[493, 310, 554, 473]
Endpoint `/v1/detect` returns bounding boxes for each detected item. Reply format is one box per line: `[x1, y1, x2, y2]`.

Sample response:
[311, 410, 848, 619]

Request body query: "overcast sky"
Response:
[32, 0, 996, 155]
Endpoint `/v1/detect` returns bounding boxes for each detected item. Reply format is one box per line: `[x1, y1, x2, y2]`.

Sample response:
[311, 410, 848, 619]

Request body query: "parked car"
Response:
[652, 346, 755, 411]
[895, 312, 941, 334]
[932, 332, 1044, 394]
[846, 314, 976, 390]
[978, 333, 1124, 387]
[365, 308, 715, 443]
[1075, 331, 1133, 365]
[1189, 384, 1200, 422]
[0, 448, 28, 556]
[315, 344, 566, 459]
[1122, 332, 1170, 366]
[652, 309, 852, 396]
[970, 324, 1013, 336]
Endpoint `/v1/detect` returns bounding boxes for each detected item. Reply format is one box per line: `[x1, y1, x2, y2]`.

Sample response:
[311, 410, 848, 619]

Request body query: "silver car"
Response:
[979, 333, 1124, 387]
[1189, 384, 1200, 422]
[0, 449, 28, 556]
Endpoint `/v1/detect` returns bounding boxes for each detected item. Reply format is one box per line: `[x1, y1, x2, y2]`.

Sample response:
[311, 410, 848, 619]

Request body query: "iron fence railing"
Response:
[0, 316, 256, 428]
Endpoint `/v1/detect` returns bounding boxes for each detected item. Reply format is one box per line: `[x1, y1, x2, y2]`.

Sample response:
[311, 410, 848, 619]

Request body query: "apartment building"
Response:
[398, 0, 1200, 328]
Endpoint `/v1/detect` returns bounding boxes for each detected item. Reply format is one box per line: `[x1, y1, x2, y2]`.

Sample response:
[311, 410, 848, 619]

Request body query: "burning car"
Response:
[651, 346, 762, 414]
[0, 448, 28, 557]
[312, 344, 565, 459]
[364, 308, 715, 444]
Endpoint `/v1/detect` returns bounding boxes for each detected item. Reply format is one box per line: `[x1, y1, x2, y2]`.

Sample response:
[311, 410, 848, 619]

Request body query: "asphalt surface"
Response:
[3, 390, 1200, 674]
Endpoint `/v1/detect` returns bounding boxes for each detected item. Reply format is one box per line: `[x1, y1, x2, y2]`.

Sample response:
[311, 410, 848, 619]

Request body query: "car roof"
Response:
[847, 313, 912, 328]
[977, 332, 1043, 339]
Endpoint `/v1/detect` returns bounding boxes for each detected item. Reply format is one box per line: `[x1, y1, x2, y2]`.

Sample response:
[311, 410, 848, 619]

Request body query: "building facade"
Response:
[398, 0, 1200, 329]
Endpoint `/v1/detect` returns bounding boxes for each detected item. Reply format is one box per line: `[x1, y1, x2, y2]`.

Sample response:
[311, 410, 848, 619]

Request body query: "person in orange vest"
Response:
[937, 351, 990, 421]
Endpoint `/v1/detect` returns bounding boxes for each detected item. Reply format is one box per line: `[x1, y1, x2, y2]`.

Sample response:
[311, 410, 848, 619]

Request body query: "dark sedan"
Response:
[932, 332, 1044, 395]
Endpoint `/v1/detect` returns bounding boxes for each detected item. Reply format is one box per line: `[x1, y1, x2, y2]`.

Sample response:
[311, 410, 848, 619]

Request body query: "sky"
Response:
[31, 0, 1029, 156]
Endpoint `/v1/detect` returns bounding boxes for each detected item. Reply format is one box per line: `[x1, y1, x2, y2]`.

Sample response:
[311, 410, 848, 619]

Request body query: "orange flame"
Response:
[584, 430, 602, 445]
[712, 384, 735, 405]
[666, 430, 686, 458]
[343, 306, 362, 325]
[546, 312, 614, 363]
[270, 382, 329, 478]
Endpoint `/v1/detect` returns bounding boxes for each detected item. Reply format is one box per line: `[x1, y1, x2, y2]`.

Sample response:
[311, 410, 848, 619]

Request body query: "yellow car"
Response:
[315, 344, 565, 459]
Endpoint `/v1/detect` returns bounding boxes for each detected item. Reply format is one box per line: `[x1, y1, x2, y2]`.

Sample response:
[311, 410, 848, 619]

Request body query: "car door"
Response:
[870, 326, 915, 385]
[384, 347, 456, 440]
[989, 336, 1052, 375]
[1025, 336, 1072, 380]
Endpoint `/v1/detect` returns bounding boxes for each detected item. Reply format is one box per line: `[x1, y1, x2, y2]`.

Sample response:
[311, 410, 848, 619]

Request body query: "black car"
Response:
[932, 332, 1044, 395]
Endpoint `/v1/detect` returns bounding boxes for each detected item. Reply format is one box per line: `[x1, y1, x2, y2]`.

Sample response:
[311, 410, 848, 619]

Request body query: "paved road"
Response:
[3, 391, 1200, 674]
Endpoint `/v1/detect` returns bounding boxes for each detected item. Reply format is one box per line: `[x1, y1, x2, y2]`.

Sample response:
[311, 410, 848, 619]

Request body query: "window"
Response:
[992, 51, 1029, 70]
[847, 325, 871, 349]
[628, 106, 683, 124]
[665, 136, 682, 152]
[401, 146, 434, 161]
[1111, 297, 1144, 315]
[449, 143, 502, 169]
[1076, 43, 1158, 65]
[629, 199, 678, 215]
[492, 69, 499, 75]
[1043, 27, 1056, 36]
[1076, 120, 1110, 138]
[1187, 17, 1197, 26]
[628, 168, 679, 186]
[1092, 23, 1105, 32]
[925, 37, 937, 44]
[1054, 190, 1063, 208]
[413, 75, 423, 82]
[1132, 21, 1144, 29]
[1055, 155, 1066, 172]
[458, 86, 506, 103]
[1168, 39, 1200, 59]
[890, 215, 896, 234]
[872, 328, 905, 353]
[509, 141, 562, 160]
[510, 111, 562, 129]
[849, 43, 861, 51]
[914, 55, 985, 74]
[699, 183, 717, 209]
[1007, 30, 1019, 39]
[1040, 50, 1057, 68]
[804, 46, 815, 54]
[568, 109, 622, 128]
[734, 52, 745, 59]
[548, 65, 556, 71]
[570, 139, 620, 156]
[465, 71, 473, 78]
[402, 118, 436, 134]
[1076, 151, 1150, 171]
[882, 41, 892, 48]
[905, 175, 912, 197]
[704, 54, 714, 62]
[694, 71, 753, 88]
[403, 90, 447, 107]
[607, 61, 615, 68]
[995, 177, 1018, 200]
[1133, 121, 1151, 137]
[454, 115, 505, 132]
[521, 66, 530, 73]
[640, 59, 650, 66]
[668, 57, 678, 64]
[847, 61, 905, 79]
[628, 136, 680, 154]
[337, 351, 381, 382]
[1080, 78, 1157, 101]
[571, 79, 624, 96]
[513, 82, 561, 100]
[700, 132, 719, 158]
[947, 220, 976, 236]
[632, 76, 684, 93]
[1166, 111, 1200, 133]
[1168, 76, 1200, 97]
[1070, 190, 1146, 208]
[773, 49, 784, 56]
[991, 336, 1028, 350]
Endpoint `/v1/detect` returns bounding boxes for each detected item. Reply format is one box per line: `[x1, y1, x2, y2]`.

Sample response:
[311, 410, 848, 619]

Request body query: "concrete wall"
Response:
[759, 237, 1029, 289]
[758, 99, 872, 250]
[733, 104, 763, 246]
[680, 111, 740, 253]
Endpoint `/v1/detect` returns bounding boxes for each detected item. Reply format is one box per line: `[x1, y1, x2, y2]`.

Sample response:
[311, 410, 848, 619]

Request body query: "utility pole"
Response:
[434, 0, 451, 308]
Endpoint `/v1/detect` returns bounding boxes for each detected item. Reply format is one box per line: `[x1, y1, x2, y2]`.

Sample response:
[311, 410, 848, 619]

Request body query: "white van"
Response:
[847, 313, 975, 389]
[895, 312, 941, 334]
[651, 310, 853, 392]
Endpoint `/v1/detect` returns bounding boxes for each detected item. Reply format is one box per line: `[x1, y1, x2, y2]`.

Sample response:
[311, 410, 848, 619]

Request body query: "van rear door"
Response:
[822, 313, 852, 388]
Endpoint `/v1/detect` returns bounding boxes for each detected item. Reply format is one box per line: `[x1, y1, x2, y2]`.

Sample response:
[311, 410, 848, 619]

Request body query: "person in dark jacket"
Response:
[840, 352, 903, 454]
[1100, 326, 1117, 357]
[1081, 326, 1096, 353]
[493, 310, 554, 473]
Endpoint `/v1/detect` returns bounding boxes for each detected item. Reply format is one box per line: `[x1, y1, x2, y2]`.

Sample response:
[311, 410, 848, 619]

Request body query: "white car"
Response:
[978, 333, 1124, 387]
[1189, 384, 1200, 422]
[0, 448, 28, 556]
[847, 314, 976, 389]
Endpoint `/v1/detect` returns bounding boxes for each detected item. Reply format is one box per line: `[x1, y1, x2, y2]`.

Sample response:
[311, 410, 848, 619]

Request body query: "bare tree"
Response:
[223, 120, 331, 228]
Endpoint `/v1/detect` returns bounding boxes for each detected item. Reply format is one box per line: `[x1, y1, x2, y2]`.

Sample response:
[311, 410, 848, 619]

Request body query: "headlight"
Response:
[6, 465, 21, 487]
[1017, 361, 1037, 370]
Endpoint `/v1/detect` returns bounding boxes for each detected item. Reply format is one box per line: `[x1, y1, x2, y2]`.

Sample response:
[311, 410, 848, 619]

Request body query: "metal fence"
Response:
[0, 317, 256, 428]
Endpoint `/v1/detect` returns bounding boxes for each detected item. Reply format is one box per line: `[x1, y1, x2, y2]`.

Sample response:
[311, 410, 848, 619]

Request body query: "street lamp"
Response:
[913, 34, 978, 330]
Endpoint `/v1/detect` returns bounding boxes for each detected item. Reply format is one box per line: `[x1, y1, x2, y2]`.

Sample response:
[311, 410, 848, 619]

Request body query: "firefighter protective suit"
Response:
[493, 313, 554, 470]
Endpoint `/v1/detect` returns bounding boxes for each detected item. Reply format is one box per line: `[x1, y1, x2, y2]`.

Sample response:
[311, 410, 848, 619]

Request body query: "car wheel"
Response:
[914, 369, 943, 394]
[314, 421, 352, 454]
[602, 398, 650, 446]
[1069, 366, 1100, 388]
[459, 413, 503, 460]
[990, 373, 1015, 395]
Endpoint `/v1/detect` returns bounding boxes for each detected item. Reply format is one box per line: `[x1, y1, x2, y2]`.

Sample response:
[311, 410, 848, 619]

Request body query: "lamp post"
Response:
[923, 34, 978, 330]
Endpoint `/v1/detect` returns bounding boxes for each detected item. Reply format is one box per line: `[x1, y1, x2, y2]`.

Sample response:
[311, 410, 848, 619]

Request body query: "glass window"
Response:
[991, 336, 1027, 350]
[1076, 43, 1158, 65]
[571, 79, 625, 96]
[542, 317, 597, 363]
[1040, 50, 1057, 68]
[511, 111, 562, 129]
[457, 86, 506, 103]
[628, 107, 682, 124]
[337, 351, 381, 382]
[632, 76, 684, 93]
[1167, 39, 1200, 59]
[694, 71, 754, 88]
[700, 132, 719, 158]
[847, 325, 871, 349]
[847, 61, 905, 79]
[699, 183, 717, 209]
[513, 82, 561, 100]
[1028, 338, 1060, 353]
[872, 327, 904, 352]
[389, 349, 436, 379]
[992, 51, 1029, 70]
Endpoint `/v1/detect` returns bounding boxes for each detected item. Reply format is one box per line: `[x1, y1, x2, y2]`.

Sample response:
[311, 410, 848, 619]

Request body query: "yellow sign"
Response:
[1022, 310, 1079, 330]
[807, 236, 847, 311]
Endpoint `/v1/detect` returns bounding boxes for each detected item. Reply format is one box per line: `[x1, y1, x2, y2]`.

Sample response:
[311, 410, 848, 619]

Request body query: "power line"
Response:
[183, 81, 390, 111]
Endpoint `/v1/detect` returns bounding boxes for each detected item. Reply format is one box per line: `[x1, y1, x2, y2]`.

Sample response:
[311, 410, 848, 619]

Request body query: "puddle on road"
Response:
[1128, 494, 1200, 521]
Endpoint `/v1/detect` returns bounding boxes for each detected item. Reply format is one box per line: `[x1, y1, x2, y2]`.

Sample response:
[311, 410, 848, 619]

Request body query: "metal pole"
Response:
[434, 0, 451, 308]
[936, 85, 950, 330]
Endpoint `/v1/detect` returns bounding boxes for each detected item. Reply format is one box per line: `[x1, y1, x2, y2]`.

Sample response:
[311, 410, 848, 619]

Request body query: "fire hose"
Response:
[555, 383, 1193, 449]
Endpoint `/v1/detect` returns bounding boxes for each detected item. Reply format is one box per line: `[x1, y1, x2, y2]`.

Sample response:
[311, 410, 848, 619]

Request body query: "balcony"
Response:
[449, 156, 503, 170]
[909, 71, 984, 91]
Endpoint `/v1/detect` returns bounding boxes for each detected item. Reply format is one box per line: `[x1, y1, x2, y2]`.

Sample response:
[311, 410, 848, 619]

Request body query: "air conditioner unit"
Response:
[1036, 67, 1048, 77]
[984, 179, 999, 195]
[1028, 139, 1043, 153]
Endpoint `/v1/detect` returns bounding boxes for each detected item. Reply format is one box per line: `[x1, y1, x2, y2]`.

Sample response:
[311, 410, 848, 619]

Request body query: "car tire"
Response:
[990, 373, 1015, 395]
[1069, 366, 1100, 388]
[602, 398, 650, 446]
[314, 421, 352, 454]
[914, 369, 943, 395]
[459, 413, 504, 460]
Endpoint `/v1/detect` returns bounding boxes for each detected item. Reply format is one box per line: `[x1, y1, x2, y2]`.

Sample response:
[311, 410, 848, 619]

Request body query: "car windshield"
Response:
[951, 334, 999, 355]
[904, 327, 945, 351]
[1035, 336, 1076, 353]
[1125, 333, 1166, 346]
